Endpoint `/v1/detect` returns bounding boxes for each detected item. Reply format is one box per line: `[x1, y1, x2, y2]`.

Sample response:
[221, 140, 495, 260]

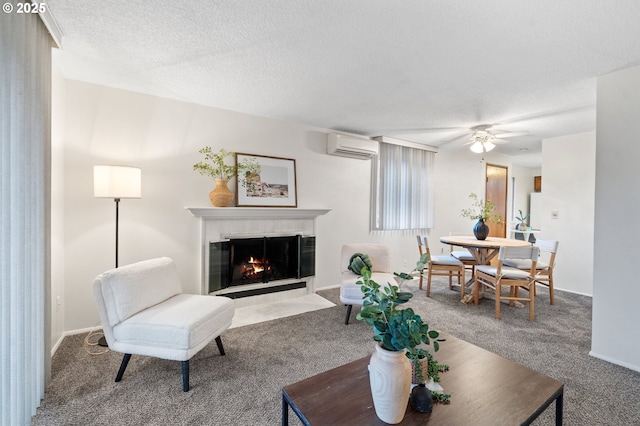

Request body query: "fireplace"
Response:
[209, 235, 315, 293]
[187, 207, 330, 296]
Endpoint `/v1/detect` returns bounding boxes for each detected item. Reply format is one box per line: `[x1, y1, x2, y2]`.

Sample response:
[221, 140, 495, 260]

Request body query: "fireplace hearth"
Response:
[209, 234, 315, 293]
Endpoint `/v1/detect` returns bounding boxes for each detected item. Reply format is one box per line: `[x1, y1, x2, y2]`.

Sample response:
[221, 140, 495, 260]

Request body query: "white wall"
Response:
[57, 79, 520, 332]
[53, 73, 640, 373]
[591, 65, 640, 372]
[50, 62, 65, 350]
[510, 166, 539, 228]
[538, 132, 596, 296]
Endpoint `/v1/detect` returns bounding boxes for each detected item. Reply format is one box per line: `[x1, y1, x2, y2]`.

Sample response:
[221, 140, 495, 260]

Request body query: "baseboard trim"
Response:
[589, 350, 640, 373]
[317, 283, 340, 290]
[51, 326, 102, 357]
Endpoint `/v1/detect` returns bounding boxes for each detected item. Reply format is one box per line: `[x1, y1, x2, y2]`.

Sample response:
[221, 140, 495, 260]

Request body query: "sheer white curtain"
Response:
[1, 8, 52, 425]
[370, 142, 435, 231]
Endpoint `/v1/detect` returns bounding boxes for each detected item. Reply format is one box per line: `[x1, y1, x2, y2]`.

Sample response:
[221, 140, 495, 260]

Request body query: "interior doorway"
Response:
[485, 163, 508, 238]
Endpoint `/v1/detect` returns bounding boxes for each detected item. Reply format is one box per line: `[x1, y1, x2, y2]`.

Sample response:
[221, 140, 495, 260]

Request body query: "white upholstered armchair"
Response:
[93, 257, 235, 392]
[339, 243, 396, 324]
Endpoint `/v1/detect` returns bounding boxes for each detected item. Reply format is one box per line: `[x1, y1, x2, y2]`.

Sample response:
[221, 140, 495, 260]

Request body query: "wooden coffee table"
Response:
[282, 334, 563, 425]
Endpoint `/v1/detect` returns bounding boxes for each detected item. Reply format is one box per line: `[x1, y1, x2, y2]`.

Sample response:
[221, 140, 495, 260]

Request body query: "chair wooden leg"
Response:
[495, 285, 501, 320]
[459, 268, 465, 299]
[426, 272, 432, 297]
[548, 274, 555, 305]
[344, 305, 353, 324]
[215, 336, 225, 356]
[473, 275, 479, 304]
[182, 360, 189, 392]
[115, 353, 131, 382]
[418, 274, 423, 290]
[529, 288, 535, 321]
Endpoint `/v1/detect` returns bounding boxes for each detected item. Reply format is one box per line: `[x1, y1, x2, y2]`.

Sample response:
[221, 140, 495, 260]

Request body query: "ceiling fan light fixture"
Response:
[469, 129, 497, 153]
[470, 141, 484, 153]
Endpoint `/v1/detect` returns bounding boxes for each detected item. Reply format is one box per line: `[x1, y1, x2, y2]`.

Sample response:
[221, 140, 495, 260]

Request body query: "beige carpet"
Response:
[32, 278, 640, 425]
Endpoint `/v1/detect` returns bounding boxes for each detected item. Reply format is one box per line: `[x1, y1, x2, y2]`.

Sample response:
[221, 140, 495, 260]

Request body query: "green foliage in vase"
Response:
[356, 253, 449, 402]
[412, 348, 451, 403]
[515, 209, 530, 227]
[460, 192, 503, 224]
[193, 147, 261, 188]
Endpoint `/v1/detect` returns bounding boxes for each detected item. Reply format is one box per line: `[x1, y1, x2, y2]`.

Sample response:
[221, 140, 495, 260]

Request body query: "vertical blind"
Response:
[370, 142, 435, 231]
[1, 7, 52, 425]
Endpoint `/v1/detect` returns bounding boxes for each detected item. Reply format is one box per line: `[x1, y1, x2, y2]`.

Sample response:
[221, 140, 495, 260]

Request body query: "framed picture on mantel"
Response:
[235, 153, 297, 207]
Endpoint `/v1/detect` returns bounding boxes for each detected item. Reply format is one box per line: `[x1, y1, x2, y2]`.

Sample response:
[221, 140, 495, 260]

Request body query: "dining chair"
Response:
[503, 239, 558, 304]
[416, 235, 465, 299]
[448, 232, 478, 278]
[473, 245, 540, 321]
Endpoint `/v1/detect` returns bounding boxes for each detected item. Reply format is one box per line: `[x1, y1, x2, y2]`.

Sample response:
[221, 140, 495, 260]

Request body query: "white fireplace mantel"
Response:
[187, 207, 331, 220]
[187, 207, 330, 295]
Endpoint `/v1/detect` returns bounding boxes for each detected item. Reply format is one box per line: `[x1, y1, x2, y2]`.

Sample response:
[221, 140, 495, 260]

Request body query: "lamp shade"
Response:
[94, 165, 142, 198]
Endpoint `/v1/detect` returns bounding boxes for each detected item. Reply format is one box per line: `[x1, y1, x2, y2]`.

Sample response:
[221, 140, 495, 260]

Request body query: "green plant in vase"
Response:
[356, 254, 450, 419]
[193, 147, 260, 207]
[515, 209, 530, 230]
[460, 192, 503, 240]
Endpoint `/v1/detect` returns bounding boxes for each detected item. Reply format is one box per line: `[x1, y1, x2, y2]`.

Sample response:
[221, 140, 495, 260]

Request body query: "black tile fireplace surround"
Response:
[209, 235, 315, 294]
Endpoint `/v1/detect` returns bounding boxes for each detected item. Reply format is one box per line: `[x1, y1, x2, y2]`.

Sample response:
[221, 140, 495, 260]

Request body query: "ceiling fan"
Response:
[464, 125, 527, 153]
[433, 124, 528, 153]
[374, 105, 592, 151]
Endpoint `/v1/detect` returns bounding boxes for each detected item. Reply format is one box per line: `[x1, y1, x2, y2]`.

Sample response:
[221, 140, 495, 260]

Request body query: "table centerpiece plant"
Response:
[515, 209, 530, 230]
[193, 147, 260, 207]
[460, 192, 504, 240]
[356, 254, 450, 423]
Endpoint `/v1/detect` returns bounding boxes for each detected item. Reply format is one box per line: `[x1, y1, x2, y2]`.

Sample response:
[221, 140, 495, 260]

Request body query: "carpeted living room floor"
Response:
[33, 277, 640, 425]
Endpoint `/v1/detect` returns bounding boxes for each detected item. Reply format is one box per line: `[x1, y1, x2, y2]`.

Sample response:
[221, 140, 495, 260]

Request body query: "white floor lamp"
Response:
[94, 165, 142, 346]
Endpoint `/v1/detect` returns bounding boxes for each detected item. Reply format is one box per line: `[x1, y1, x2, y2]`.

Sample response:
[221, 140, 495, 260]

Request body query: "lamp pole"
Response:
[115, 197, 120, 268]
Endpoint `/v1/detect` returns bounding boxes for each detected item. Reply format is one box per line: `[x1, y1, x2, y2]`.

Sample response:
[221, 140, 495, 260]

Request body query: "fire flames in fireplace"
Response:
[241, 256, 271, 280]
[209, 235, 316, 292]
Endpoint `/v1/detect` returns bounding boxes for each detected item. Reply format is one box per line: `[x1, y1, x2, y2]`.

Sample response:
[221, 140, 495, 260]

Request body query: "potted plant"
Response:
[193, 147, 260, 207]
[515, 209, 530, 230]
[356, 254, 449, 423]
[460, 192, 503, 240]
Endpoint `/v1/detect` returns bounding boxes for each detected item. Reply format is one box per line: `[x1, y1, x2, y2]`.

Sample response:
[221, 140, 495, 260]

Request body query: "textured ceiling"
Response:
[47, 1, 640, 167]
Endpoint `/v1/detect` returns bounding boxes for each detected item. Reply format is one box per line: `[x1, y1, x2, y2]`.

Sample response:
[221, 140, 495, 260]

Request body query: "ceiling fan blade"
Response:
[494, 131, 529, 139]
[436, 131, 471, 147]
[495, 105, 593, 127]
[373, 126, 467, 135]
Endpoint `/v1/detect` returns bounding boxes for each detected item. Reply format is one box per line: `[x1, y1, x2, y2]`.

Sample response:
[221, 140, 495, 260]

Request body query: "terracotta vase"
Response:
[368, 344, 412, 424]
[209, 179, 234, 207]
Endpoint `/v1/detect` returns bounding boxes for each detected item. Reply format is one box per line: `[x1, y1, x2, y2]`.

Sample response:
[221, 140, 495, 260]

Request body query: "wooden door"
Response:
[485, 164, 508, 238]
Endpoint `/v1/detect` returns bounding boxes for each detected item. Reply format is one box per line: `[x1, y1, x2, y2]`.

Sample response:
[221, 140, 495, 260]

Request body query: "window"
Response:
[370, 142, 435, 231]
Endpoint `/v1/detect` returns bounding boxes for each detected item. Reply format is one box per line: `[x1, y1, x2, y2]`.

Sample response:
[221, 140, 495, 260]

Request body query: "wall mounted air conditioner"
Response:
[326, 133, 379, 159]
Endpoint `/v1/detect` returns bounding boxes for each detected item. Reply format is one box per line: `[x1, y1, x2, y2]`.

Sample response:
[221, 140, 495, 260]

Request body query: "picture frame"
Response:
[235, 153, 297, 207]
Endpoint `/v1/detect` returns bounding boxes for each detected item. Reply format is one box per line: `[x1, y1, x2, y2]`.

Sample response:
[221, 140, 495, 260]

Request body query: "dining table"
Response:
[440, 235, 532, 265]
[439, 235, 533, 302]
